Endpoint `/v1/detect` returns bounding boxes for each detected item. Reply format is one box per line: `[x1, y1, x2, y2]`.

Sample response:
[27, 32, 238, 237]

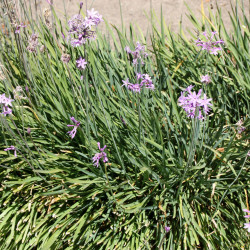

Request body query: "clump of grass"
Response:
[0, 0, 249, 249]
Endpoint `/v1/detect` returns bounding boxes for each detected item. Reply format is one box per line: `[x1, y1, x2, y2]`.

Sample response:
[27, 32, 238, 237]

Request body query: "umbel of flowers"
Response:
[178, 85, 212, 119]
[67, 8, 103, 47]
[195, 31, 224, 55]
[67, 117, 80, 139]
[92, 142, 108, 167]
[0, 93, 14, 116]
[122, 73, 155, 93]
[125, 42, 148, 65]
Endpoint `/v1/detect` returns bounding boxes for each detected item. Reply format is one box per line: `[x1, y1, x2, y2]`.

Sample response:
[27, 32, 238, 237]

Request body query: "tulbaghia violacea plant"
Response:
[178, 85, 212, 119]
[125, 42, 148, 65]
[196, 31, 224, 55]
[92, 142, 108, 167]
[67, 8, 103, 47]
[67, 117, 80, 139]
[122, 73, 155, 93]
[0, 93, 14, 116]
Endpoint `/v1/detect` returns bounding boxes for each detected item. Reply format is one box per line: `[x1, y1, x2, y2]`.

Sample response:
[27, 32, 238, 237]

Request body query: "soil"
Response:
[33, 0, 249, 37]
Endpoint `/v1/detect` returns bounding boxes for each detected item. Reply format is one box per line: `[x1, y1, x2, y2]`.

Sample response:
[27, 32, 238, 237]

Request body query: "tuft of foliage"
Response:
[0, 0, 249, 249]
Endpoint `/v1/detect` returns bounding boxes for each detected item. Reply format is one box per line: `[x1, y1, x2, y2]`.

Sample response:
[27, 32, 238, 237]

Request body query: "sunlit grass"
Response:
[0, 0, 249, 249]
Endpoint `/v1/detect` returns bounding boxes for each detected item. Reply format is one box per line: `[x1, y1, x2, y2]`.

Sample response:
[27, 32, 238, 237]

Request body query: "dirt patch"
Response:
[33, 0, 248, 37]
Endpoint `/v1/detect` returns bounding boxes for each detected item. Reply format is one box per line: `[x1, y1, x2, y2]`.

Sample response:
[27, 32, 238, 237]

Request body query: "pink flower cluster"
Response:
[67, 117, 80, 139]
[178, 85, 212, 119]
[92, 142, 108, 167]
[122, 73, 154, 93]
[125, 42, 148, 65]
[0, 93, 14, 116]
[196, 31, 224, 55]
[67, 9, 103, 47]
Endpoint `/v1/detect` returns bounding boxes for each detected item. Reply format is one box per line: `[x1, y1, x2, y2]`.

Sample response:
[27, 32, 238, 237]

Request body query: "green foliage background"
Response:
[0, 0, 249, 249]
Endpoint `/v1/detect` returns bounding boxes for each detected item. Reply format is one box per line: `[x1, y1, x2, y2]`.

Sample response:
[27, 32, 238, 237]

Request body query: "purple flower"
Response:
[0, 93, 13, 116]
[237, 126, 246, 134]
[129, 83, 143, 93]
[185, 85, 194, 93]
[201, 74, 211, 84]
[68, 15, 93, 46]
[125, 42, 148, 65]
[236, 119, 245, 134]
[76, 57, 87, 70]
[188, 89, 202, 107]
[122, 74, 155, 93]
[4, 146, 17, 157]
[122, 79, 142, 93]
[83, 17, 96, 29]
[165, 226, 171, 233]
[196, 31, 224, 55]
[122, 79, 131, 87]
[137, 73, 143, 80]
[80, 2, 83, 9]
[15, 23, 26, 34]
[198, 94, 212, 113]
[67, 117, 80, 139]
[209, 47, 222, 55]
[1, 94, 13, 106]
[141, 74, 155, 90]
[125, 46, 131, 53]
[67, 10, 103, 47]
[244, 222, 250, 232]
[2, 106, 12, 116]
[135, 41, 145, 51]
[92, 142, 108, 167]
[243, 209, 250, 218]
[178, 86, 212, 120]
[87, 8, 103, 25]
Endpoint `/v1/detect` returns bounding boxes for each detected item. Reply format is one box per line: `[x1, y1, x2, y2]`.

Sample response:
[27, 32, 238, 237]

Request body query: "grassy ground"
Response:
[0, 0, 249, 249]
